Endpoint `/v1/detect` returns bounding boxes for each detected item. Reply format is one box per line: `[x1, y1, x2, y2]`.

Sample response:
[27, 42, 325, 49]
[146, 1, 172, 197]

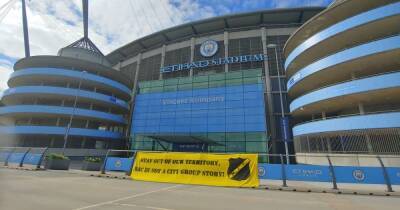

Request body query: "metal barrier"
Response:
[2, 148, 399, 192]
[100, 149, 136, 175]
[258, 153, 400, 192]
[0, 147, 48, 169]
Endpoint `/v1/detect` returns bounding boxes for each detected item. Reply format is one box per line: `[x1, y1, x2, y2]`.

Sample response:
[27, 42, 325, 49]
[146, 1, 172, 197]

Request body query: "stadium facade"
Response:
[3, 1, 399, 159]
[284, 0, 400, 160]
[106, 7, 324, 156]
[0, 38, 131, 153]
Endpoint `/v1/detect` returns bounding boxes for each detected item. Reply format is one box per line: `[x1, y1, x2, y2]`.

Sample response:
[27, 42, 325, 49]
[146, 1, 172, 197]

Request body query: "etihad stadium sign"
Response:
[160, 54, 265, 73]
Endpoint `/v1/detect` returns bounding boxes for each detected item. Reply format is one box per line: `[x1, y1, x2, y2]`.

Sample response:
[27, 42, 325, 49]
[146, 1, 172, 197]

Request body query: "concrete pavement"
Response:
[1, 168, 400, 210]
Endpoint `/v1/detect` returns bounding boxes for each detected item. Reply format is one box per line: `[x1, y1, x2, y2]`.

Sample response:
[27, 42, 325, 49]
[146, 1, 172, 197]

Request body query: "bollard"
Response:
[37, 147, 49, 169]
[101, 149, 110, 174]
[326, 155, 338, 190]
[19, 148, 31, 167]
[4, 148, 16, 166]
[280, 154, 287, 187]
[125, 151, 136, 176]
[376, 156, 393, 192]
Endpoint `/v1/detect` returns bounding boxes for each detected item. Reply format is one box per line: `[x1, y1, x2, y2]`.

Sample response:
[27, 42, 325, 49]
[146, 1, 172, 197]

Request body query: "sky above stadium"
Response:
[0, 0, 332, 91]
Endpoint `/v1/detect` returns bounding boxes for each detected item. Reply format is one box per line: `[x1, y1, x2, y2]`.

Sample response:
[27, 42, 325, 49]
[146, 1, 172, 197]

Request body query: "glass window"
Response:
[193, 82, 208, 89]
[226, 133, 245, 142]
[226, 78, 243, 86]
[226, 141, 245, 152]
[226, 71, 243, 79]
[163, 85, 177, 92]
[245, 132, 267, 141]
[193, 75, 208, 83]
[246, 141, 267, 153]
[178, 83, 192, 91]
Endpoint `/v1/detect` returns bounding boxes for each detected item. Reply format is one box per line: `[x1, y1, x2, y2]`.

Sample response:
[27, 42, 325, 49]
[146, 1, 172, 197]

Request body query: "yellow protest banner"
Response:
[131, 152, 259, 188]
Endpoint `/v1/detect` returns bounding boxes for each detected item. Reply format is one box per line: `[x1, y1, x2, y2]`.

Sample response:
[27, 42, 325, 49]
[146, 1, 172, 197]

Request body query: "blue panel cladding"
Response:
[132, 83, 266, 135]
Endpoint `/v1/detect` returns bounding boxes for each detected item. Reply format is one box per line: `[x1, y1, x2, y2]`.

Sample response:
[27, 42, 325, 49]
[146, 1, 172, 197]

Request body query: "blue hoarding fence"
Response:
[258, 154, 400, 192]
[101, 149, 136, 175]
[0, 147, 48, 169]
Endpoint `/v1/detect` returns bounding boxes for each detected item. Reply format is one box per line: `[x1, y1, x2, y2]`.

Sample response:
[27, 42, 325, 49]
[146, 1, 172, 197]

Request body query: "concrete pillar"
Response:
[125, 53, 142, 139]
[133, 53, 142, 94]
[81, 137, 86, 148]
[261, 27, 277, 150]
[322, 111, 326, 120]
[50, 137, 55, 148]
[358, 103, 365, 115]
[351, 71, 356, 80]
[224, 31, 229, 73]
[159, 44, 166, 80]
[365, 134, 374, 154]
[326, 137, 332, 153]
[190, 37, 195, 77]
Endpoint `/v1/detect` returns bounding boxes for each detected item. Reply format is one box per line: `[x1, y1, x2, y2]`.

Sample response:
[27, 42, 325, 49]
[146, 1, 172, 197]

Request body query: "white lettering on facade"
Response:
[161, 96, 225, 105]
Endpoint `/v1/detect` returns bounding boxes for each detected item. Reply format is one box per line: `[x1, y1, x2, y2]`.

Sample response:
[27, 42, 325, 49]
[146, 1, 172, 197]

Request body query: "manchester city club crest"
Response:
[115, 159, 122, 168]
[200, 40, 218, 57]
[258, 166, 266, 177]
[352, 169, 365, 181]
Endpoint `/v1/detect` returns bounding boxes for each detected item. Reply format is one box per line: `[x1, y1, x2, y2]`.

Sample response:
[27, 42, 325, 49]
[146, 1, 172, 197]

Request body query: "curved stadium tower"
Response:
[0, 38, 131, 153]
[284, 0, 400, 160]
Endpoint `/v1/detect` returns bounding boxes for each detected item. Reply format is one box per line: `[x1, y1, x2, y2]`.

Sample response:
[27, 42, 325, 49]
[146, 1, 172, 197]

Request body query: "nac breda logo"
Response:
[200, 40, 218, 57]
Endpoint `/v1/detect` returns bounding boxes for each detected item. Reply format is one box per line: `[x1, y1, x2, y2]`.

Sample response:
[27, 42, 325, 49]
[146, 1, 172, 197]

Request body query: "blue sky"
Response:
[0, 0, 332, 90]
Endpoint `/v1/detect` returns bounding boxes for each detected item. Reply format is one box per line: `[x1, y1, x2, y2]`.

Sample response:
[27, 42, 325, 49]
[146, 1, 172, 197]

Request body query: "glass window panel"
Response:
[246, 141, 267, 153]
[208, 80, 225, 88]
[163, 85, 177, 92]
[178, 84, 192, 91]
[193, 75, 208, 83]
[226, 78, 243, 86]
[193, 82, 208, 89]
[150, 80, 164, 87]
[208, 73, 225, 81]
[226, 141, 245, 152]
[226, 71, 243, 79]
[226, 133, 245, 142]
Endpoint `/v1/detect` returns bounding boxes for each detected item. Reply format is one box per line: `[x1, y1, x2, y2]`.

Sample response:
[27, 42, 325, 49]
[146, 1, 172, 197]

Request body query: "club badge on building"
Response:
[352, 169, 365, 181]
[200, 40, 218, 57]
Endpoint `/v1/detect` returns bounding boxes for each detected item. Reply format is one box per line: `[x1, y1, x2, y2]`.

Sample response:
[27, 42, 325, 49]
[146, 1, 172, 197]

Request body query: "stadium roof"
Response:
[106, 7, 325, 65]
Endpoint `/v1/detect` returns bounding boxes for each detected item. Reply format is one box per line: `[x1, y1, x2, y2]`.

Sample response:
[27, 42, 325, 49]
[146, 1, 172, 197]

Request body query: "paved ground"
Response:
[1, 168, 400, 210]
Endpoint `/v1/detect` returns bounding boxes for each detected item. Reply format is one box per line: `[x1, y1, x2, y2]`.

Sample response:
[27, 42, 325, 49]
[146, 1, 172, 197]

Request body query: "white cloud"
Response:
[0, 58, 13, 91]
[0, 0, 223, 90]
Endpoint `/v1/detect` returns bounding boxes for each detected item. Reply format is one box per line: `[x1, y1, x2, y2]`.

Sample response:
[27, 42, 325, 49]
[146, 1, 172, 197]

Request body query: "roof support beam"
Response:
[223, 18, 229, 29]
[190, 24, 198, 35]
[137, 41, 146, 49]
[161, 33, 170, 42]
[298, 11, 304, 23]
[259, 13, 264, 25]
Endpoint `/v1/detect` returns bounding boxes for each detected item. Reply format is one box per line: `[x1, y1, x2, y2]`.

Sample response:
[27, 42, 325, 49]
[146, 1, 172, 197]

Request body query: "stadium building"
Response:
[284, 0, 400, 162]
[13, 1, 400, 159]
[0, 37, 131, 154]
[106, 7, 325, 157]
